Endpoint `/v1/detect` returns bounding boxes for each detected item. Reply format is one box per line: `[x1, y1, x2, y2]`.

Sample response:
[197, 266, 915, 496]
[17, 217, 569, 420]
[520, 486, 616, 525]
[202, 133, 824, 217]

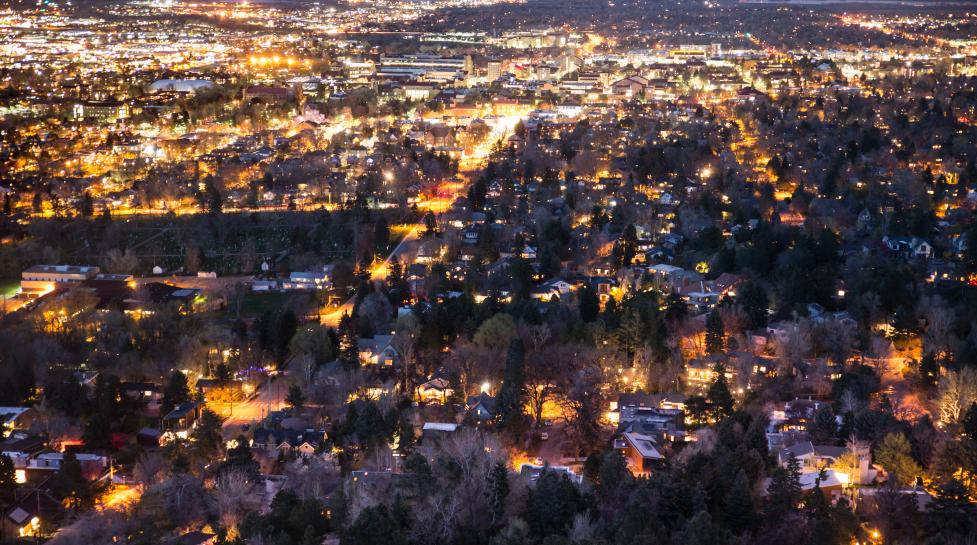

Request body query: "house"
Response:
[0, 435, 47, 479]
[686, 358, 735, 389]
[798, 469, 847, 499]
[466, 392, 498, 421]
[4, 488, 63, 540]
[882, 236, 933, 260]
[619, 432, 664, 475]
[27, 452, 107, 480]
[418, 377, 454, 404]
[121, 382, 162, 412]
[610, 75, 649, 98]
[251, 429, 325, 457]
[0, 407, 36, 432]
[519, 464, 582, 484]
[588, 276, 618, 301]
[608, 392, 686, 426]
[462, 225, 481, 245]
[251, 279, 279, 292]
[283, 271, 331, 290]
[420, 422, 460, 445]
[416, 240, 447, 264]
[161, 402, 202, 439]
[21, 264, 99, 293]
[358, 335, 398, 366]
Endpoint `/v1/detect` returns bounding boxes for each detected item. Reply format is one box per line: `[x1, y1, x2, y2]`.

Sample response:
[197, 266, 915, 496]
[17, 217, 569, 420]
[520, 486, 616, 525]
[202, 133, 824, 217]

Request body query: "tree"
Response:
[617, 224, 638, 267]
[290, 324, 336, 366]
[222, 435, 259, 478]
[963, 220, 977, 273]
[613, 308, 644, 362]
[487, 461, 510, 528]
[808, 404, 837, 444]
[338, 312, 359, 368]
[706, 364, 734, 421]
[274, 309, 298, 365]
[578, 285, 600, 323]
[705, 310, 725, 355]
[938, 368, 977, 425]
[524, 469, 583, 538]
[473, 313, 517, 350]
[343, 504, 406, 545]
[926, 478, 976, 541]
[497, 338, 528, 437]
[875, 433, 921, 486]
[723, 470, 755, 534]
[79, 191, 94, 217]
[52, 451, 97, 511]
[422, 212, 437, 236]
[191, 409, 224, 464]
[737, 281, 769, 329]
[161, 370, 191, 416]
[964, 402, 977, 442]
[0, 454, 17, 508]
[286, 384, 306, 410]
[766, 454, 802, 519]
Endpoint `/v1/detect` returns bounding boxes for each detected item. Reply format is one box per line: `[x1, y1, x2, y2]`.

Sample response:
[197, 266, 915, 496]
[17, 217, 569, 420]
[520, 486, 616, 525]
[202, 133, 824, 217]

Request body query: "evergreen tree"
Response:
[919, 352, 939, 388]
[79, 191, 94, 217]
[161, 370, 191, 416]
[808, 404, 837, 444]
[524, 469, 583, 538]
[498, 338, 528, 436]
[0, 454, 17, 508]
[275, 309, 298, 365]
[344, 505, 406, 545]
[578, 285, 600, 323]
[705, 310, 725, 355]
[286, 384, 306, 410]
[706, 363, 734, 421]
[487, 461, 510, 527]
[52, 451, 96, 511]
[766, 454, 802, 520]
[723, 470, 755, 534]
[737, 281, 769, 329]
[875, 432, 921, 486]
[614, 308, 645, 362]
[191, 408, 224, 464]
[338, 312, 360, 368]
[925, 478, 976, 541]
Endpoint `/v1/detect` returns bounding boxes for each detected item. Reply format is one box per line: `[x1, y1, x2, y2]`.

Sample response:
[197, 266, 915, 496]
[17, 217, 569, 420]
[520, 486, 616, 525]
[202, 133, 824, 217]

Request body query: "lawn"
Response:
[0, 279, 19, 298]
[240, 291, 311, 317]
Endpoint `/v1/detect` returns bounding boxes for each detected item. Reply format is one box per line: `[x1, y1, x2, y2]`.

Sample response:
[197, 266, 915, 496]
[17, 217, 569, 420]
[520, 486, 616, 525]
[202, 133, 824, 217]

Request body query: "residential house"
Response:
[358, 335, 398, 366]
[27, 452, 107, 480]
[161, 402, 202, 440]
[3, 488, 63, 540]
[619, 432, 664, 475]
[420, 422, 460, 445]
[519, 464, 583, 484]
[0, 407, 36, 432]
[466, 392, 498, 421]
[251, 428, 326, 457]
[418, 377, 454, 404]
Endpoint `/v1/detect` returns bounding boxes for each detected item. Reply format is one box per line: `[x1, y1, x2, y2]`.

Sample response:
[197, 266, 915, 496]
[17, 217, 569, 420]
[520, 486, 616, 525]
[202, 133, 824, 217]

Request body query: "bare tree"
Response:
[938, 368, 977, 425]
[214, 470, 260, 539]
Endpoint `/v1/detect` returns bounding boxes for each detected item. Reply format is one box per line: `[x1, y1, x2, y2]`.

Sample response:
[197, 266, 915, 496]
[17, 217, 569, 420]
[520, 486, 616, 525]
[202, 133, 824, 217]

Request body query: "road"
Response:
[320, 112, 531, 327]
[217, 374, 288, 437]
